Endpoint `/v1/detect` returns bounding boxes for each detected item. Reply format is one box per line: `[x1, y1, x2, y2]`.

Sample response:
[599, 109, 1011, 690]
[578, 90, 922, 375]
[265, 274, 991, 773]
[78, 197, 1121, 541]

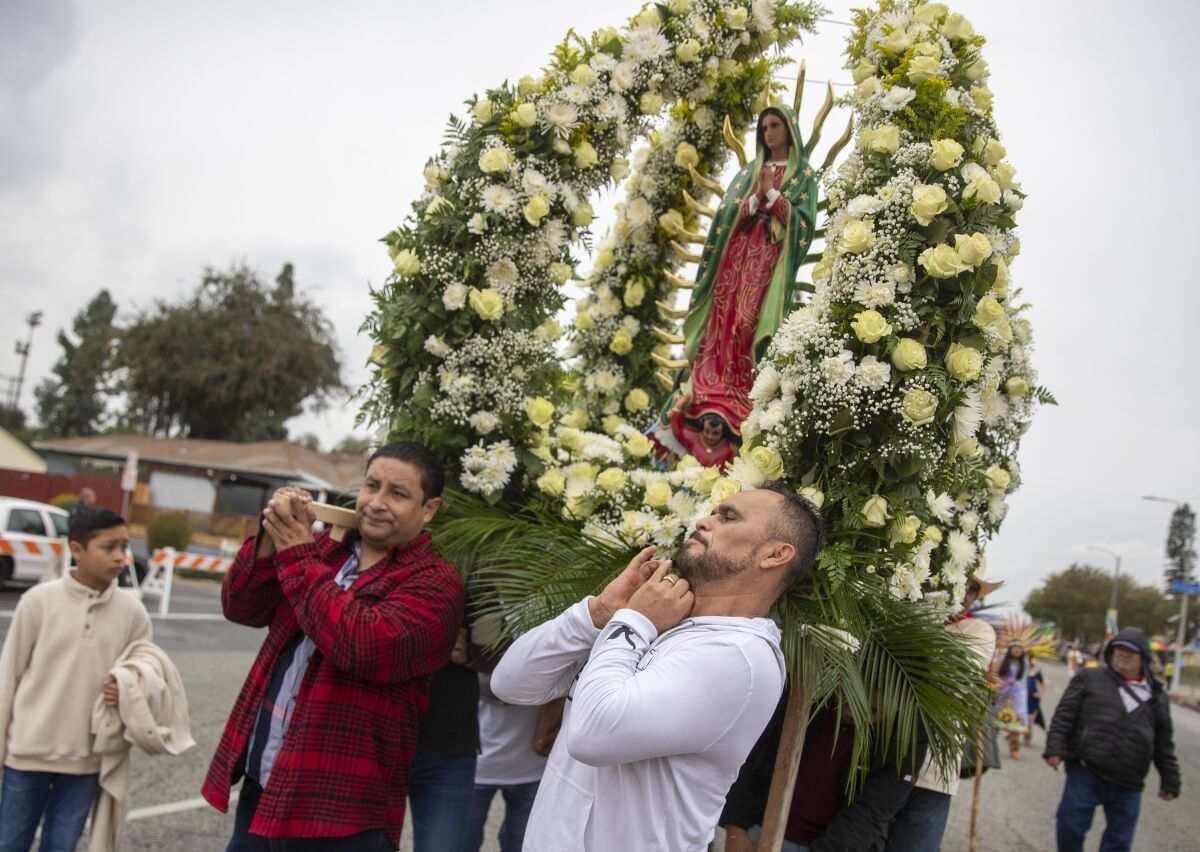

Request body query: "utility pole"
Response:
[8, 311, 43, 410]
[1087, 544, 1121, 641]
[1146, 495, 1194, 689]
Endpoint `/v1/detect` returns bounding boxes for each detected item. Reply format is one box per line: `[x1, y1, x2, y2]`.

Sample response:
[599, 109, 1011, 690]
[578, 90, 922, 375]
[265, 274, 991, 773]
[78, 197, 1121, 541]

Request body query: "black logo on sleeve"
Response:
[607, 624, 637, 649]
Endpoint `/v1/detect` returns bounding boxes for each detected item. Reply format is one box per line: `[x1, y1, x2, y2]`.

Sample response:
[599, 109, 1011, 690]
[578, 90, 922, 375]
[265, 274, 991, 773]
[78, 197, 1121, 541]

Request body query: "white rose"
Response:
[442, 283, 468, 311]
[909, 183, 948, 226]
[930, 138, 964, 171]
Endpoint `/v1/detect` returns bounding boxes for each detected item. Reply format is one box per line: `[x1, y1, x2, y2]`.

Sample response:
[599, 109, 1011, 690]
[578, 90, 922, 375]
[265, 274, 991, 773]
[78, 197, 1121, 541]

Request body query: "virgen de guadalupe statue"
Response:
[654, 105, 818, 467]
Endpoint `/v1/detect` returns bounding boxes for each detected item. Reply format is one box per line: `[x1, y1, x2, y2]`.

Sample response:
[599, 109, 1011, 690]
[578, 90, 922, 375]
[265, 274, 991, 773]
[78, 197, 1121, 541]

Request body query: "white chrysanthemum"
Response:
[480, 184, 516, 214]
[822, 349, 856, 384]
[853, 280, 895, 309]
[522, 168, 549, 195]
[912, 539, 936, 571]
[467, 213, 487, 235]
[953, 387, 983, 441]
[882, 86, 916, 111]
[987, 496, 1009, 522]
[759, 397, 792, 432]
[624, 23, 670, 61]
[585, 369, 622, 395]
[946, 530, 978, 571]
[855, 355, 892, 391]
[423, 335, 451, 358]
[610, 61, 636, 91]
[468, 411, 500, 435]
[847, 194, 884, 218]
[589, 53, 617, 73]
[625, 197, 653, 228]
[926, 490, 956, 523]
[752, 0, 777, 31]
[540, 219, 568, 253]
[890, 565, 923, 601]
[749, 364, 781, 402]
[486, 258, 519, 289]
[958, 510, 980, 533]
[595, 94, 628, 121]
[667, 490, 698, 520]
[540, 102, 580, 138]
[981, 391, 1009, 426]
[728, 456, 767, 489]
[561, 84, 590, 105]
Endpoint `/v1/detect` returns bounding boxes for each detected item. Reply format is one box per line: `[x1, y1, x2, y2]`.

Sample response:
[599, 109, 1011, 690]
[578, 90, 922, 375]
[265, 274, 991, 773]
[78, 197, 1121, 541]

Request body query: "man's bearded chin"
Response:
[675, 545, 745, 586]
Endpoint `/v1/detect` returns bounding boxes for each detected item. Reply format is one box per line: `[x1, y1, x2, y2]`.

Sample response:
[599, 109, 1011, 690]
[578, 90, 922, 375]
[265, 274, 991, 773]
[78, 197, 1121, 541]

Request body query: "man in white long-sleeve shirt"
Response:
[492, 481, 825, 852]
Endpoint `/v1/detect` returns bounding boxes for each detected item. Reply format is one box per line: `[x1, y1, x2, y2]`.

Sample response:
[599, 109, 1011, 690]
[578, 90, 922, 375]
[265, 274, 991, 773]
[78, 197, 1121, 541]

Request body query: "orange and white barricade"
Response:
[140, 548, 233, 614]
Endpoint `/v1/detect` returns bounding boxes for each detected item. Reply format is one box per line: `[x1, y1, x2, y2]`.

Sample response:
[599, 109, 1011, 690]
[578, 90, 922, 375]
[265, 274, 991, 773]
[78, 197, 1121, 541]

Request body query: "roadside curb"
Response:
[1168, 693, 1200, 713]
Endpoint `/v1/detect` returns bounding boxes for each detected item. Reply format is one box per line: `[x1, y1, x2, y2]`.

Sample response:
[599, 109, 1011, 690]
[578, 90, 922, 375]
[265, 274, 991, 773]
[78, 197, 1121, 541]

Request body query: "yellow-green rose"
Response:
[539, 318, 563, 341]
[955, 232, 993, 268]
[711, 477, 742, 503]
[798, 486, 824, 508]
[523, 194, 550, 226]
[574, 309, 595, 330]
[908, 55, 940, 84]
[625, 388, 650, 412]
[882, 27, 911, 54]
[569, 64, 596, 86]
[942, 13, 975, 41]
[595, 248, 615, 269]
[469, 287, 504, 321]
[963, 175, 1001, 205]
[667, 0, 694, 12]
[691, 465, 721, 495]
[840, 219, 875, 254]
[658, 209, 684, 236]
[851, 309, 893, 344]
[392, 249, 421, 277]
[869, 124, 901, 154]
[571, 202, 595, 228]
[517, 75, 538, 96]
[626, 433, 653, 458]
[945, 342, 983, 381]
[901, 388, 938, 426]
[919, 244, 971, 278]
[610, 158, 630, 181]
[526, 397, 556, 429]
[676, 454, 701, 471]
[676, 38, 702, 63]
[930, 138, 964, 171]
[597, 467, 628, 493]
[514, 102, 537, 128]
[724, 6, 748, 29]
[747, 445, 785, 479]
[573, 141, 598, 169]
[914, 3, 948, 25]
[561, 407, 588, 429]
[891, 338, 928, 372]
[369, 343, 390, 367]
[536, 470, 565, 497]
[971, 295, 1005, 330]
[623, 279, 646, 308]
[675, 141, 700, 170]
[889, 514, 921, 546]
[861, 494, 889, 527]
[640, 91, 664, 115]
[969, 86, 994, 112]
[852, 60, 877, 83]
[992, 163, 1017, 191]
[951, 437, 980, 459]
[923, 524, 943, 543]
[1005, 376, 1029, 398]
[472, 99, 494, 124]
[601, 414, 623, 435]
[855, 77, 882, 103]
[983, 139, 1006, 166]
[985, 464, 1011, 494]
[610, 328, 634, 356]
[549, 262, 572, 285]
[910, 183, 948, 226]
[644, 479, 672, 508]
[478, 146, 513, 175]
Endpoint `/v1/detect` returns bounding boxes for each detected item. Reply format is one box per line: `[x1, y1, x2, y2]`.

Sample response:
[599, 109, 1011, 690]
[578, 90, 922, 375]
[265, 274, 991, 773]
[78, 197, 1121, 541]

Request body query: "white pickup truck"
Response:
[0, 497, 71, 583]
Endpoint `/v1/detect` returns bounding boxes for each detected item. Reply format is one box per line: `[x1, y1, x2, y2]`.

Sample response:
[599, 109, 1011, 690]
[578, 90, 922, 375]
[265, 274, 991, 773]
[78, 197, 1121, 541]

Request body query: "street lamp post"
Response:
[1087, 545, 1121, 641]
[1144, 495, 1190, 691]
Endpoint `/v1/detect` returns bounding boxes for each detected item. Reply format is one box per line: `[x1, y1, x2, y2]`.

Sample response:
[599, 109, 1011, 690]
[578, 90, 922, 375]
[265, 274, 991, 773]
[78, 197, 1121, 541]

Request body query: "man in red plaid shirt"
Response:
[202, 442, 464, 851]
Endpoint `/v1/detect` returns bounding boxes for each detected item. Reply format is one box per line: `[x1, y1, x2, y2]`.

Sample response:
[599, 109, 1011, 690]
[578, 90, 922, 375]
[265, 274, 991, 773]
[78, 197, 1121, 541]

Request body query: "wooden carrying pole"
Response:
[968, 728, 985, 852]
[758, 682, 811, 852]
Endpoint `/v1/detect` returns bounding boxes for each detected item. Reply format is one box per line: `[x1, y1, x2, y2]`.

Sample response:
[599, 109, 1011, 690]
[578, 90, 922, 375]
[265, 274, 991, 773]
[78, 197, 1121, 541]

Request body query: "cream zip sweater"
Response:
[0, 574, 151, 774]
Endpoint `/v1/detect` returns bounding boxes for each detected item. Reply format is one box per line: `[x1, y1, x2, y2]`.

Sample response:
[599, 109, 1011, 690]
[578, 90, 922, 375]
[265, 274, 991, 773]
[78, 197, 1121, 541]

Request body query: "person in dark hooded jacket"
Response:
[1044, 627, 1180, 852]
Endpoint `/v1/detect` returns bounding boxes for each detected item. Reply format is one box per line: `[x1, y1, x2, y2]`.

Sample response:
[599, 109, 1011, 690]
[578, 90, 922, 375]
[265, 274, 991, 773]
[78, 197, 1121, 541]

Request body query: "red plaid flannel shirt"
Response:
[201, 529, 463, 846]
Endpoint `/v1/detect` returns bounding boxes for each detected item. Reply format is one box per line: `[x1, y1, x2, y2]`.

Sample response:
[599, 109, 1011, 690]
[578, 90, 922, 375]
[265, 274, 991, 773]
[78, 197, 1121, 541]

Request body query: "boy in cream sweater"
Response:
[0, 508, 151, 851]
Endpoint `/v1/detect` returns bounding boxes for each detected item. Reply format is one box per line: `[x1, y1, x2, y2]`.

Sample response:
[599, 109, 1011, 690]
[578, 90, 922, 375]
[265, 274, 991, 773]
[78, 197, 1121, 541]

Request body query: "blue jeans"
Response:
[0, 767, 100, 852]
[225, 778, 393, 851]
[408, 753, 477, 852]
[461, 781, 539, 852]
[746, 825, 809, 851]
[887, 786, 952, 852]
[1056, 764, 1141, 852]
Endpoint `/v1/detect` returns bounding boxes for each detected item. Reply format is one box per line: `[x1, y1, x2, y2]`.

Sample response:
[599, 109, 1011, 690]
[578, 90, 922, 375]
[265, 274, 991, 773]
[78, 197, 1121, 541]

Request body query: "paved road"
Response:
[0, 579, 507, 851]
[938, 658, 1198, 851]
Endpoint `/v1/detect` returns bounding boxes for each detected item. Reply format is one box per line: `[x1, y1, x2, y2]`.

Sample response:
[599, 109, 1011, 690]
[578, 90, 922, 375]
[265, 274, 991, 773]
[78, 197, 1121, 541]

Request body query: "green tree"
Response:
[33, 290, 118, 436]
[1025, 564, 1175, 646]
[1163, 503, 1197, 588]
[118, 264, 343, 441]
[332, 435, 372, 456]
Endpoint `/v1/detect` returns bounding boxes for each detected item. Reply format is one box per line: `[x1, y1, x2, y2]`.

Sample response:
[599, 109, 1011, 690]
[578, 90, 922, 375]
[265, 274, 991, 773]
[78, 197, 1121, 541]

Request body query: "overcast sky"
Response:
[2, 0, 1198, 615]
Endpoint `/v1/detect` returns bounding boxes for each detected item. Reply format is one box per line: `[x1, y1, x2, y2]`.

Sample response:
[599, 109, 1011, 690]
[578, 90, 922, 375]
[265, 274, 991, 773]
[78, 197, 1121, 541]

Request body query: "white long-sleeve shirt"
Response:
[492, 598, 785, 852]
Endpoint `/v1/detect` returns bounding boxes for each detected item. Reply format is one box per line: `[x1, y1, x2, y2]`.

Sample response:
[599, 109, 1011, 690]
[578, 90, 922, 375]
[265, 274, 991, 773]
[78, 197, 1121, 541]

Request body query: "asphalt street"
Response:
[0, 577, 1195, 851]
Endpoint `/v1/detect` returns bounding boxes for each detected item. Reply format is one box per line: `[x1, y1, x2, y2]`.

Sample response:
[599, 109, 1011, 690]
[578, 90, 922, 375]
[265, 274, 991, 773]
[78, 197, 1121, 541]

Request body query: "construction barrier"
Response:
[140, 547, 234, 615]
[0, 536, 73, 581]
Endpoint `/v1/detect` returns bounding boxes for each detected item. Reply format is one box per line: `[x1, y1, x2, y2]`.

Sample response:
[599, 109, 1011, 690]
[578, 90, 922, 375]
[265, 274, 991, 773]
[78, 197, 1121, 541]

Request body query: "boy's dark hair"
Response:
[365, 441, 445, 500]
[759, 480, 826, 591]
[68, 507, 127, 545]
